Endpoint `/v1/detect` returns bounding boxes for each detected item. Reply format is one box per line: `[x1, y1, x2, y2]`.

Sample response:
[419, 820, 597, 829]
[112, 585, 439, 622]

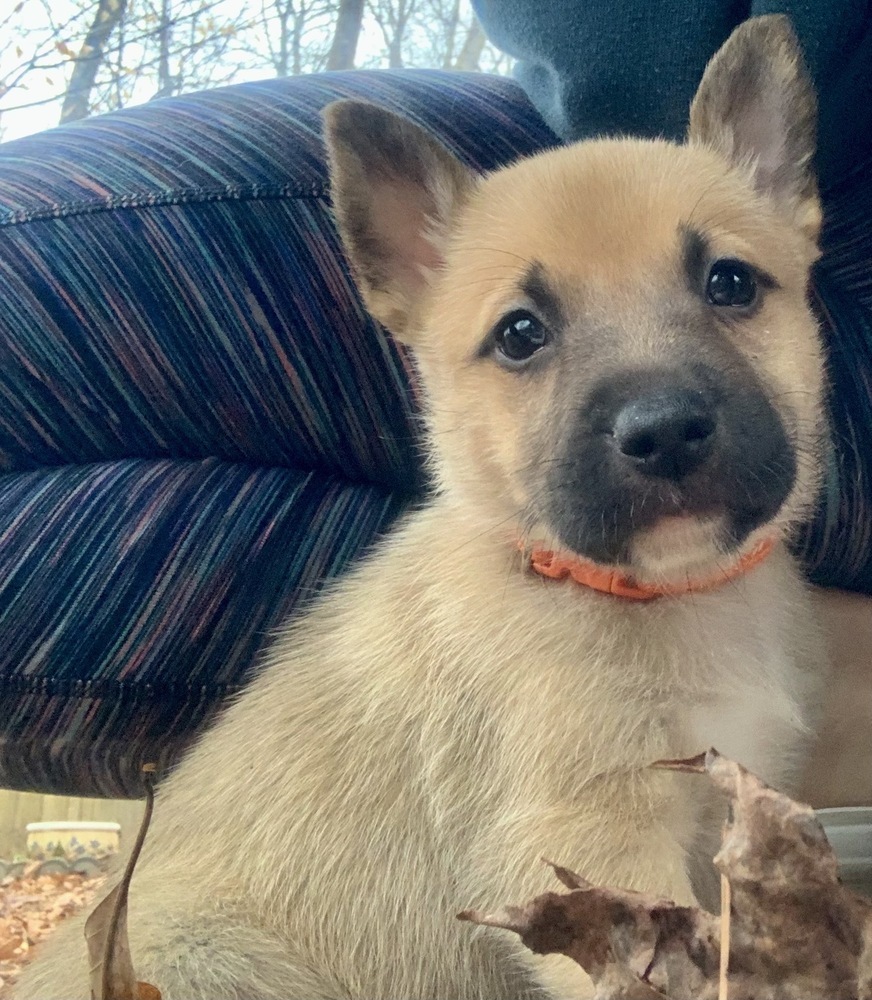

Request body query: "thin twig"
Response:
[719, 874, 731, 1000]
[101, 763, 156, 1000]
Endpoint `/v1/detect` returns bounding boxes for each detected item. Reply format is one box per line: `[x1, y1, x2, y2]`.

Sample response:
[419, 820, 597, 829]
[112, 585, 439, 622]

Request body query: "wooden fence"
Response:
[0, 789, 145, 859]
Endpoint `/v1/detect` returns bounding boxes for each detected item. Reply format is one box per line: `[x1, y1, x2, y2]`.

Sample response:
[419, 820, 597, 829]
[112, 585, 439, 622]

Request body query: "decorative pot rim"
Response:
[26, 821, 121, 833]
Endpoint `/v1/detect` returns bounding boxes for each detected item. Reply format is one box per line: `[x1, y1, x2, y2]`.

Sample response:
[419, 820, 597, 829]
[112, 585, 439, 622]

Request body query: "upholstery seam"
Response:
[0, 181, 330, 228]
[0, 674, 242, 698]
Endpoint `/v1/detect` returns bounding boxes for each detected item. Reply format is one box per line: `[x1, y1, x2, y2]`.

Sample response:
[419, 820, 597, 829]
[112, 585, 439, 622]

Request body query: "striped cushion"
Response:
[0, 70, 558, 796]
[0, 460, 409, 795]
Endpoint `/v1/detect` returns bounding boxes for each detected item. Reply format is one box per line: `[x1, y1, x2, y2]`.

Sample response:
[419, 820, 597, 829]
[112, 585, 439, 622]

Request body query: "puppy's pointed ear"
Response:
[322, 100, 476, 342]
[688, 15, 821, 239]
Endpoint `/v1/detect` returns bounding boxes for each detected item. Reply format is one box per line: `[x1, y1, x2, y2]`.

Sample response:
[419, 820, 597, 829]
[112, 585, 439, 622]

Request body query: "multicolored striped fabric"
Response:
[0, 70, 558, 796]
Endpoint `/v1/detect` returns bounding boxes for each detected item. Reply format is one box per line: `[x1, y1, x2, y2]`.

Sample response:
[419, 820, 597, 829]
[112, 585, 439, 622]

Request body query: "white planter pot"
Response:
[26, 820, 121, 860]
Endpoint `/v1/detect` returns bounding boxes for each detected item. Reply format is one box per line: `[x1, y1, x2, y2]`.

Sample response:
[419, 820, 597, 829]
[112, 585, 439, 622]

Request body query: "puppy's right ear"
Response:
[688, 15, 820, 239]
[322, 101, 475, 343]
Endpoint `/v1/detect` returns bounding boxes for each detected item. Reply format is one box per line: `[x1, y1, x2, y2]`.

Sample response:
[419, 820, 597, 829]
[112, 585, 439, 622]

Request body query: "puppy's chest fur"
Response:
[249, 506, 819, 840]
[402, 516, 820, 907]
[685, 672, 802, 779]
[412, 510, 816, 779]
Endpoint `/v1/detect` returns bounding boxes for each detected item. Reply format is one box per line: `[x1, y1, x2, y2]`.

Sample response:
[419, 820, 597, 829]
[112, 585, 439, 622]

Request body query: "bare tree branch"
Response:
[0, 5, 93, 98]
[368, 0, 417, 68]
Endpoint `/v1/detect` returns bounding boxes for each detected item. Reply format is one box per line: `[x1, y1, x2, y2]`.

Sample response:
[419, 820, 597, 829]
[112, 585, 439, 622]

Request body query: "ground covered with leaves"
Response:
[0, 865, 103, 997]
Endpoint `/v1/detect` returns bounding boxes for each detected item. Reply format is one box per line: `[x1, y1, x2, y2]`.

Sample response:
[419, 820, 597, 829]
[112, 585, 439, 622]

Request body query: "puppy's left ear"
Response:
[689, 14, 821, 239]
[323, 100, 476, 343]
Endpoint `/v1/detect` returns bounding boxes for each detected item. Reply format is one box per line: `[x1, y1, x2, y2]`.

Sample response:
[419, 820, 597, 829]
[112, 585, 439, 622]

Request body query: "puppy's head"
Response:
[324, 16, 826, 582]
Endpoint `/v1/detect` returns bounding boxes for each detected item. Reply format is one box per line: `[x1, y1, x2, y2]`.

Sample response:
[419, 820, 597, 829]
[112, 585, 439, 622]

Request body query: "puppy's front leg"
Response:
[468, 772, 698, 1000]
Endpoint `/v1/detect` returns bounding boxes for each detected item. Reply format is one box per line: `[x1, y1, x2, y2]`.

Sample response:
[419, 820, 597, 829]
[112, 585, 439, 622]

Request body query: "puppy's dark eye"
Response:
[493, 311, 548, 365]
[706, 258, 758, 308]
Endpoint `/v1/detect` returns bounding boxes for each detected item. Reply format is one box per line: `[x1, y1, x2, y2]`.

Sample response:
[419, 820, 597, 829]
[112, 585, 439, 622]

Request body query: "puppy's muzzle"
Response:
[541, 364, 795, 564]
[613, 389, 716, 482]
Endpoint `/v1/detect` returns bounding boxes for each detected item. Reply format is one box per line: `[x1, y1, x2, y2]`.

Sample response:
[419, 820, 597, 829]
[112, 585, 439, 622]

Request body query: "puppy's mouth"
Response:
[626, 512, 741, 581]
[535, 364, 797, 571]
[525, 512, 755, 584]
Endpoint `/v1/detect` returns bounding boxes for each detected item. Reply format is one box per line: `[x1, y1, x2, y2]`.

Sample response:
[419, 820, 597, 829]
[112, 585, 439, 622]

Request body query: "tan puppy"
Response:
[17, 15, 830, 1000]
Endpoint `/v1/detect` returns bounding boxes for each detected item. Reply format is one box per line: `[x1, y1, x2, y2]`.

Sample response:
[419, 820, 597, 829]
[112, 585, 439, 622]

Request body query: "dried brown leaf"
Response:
[85, 885, 137, 1000]
[461, 868, 719, 999]
[84, 765, 160, 1000]
[463, 750, 872, 999]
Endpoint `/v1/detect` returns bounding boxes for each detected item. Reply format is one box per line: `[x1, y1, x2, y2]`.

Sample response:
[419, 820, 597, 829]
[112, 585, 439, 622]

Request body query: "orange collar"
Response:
[523, 536, 776, 600]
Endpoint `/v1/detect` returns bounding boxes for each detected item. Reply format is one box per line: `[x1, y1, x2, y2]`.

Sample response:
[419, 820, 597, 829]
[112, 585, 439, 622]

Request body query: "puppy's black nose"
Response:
[613, 392, 716, 480]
